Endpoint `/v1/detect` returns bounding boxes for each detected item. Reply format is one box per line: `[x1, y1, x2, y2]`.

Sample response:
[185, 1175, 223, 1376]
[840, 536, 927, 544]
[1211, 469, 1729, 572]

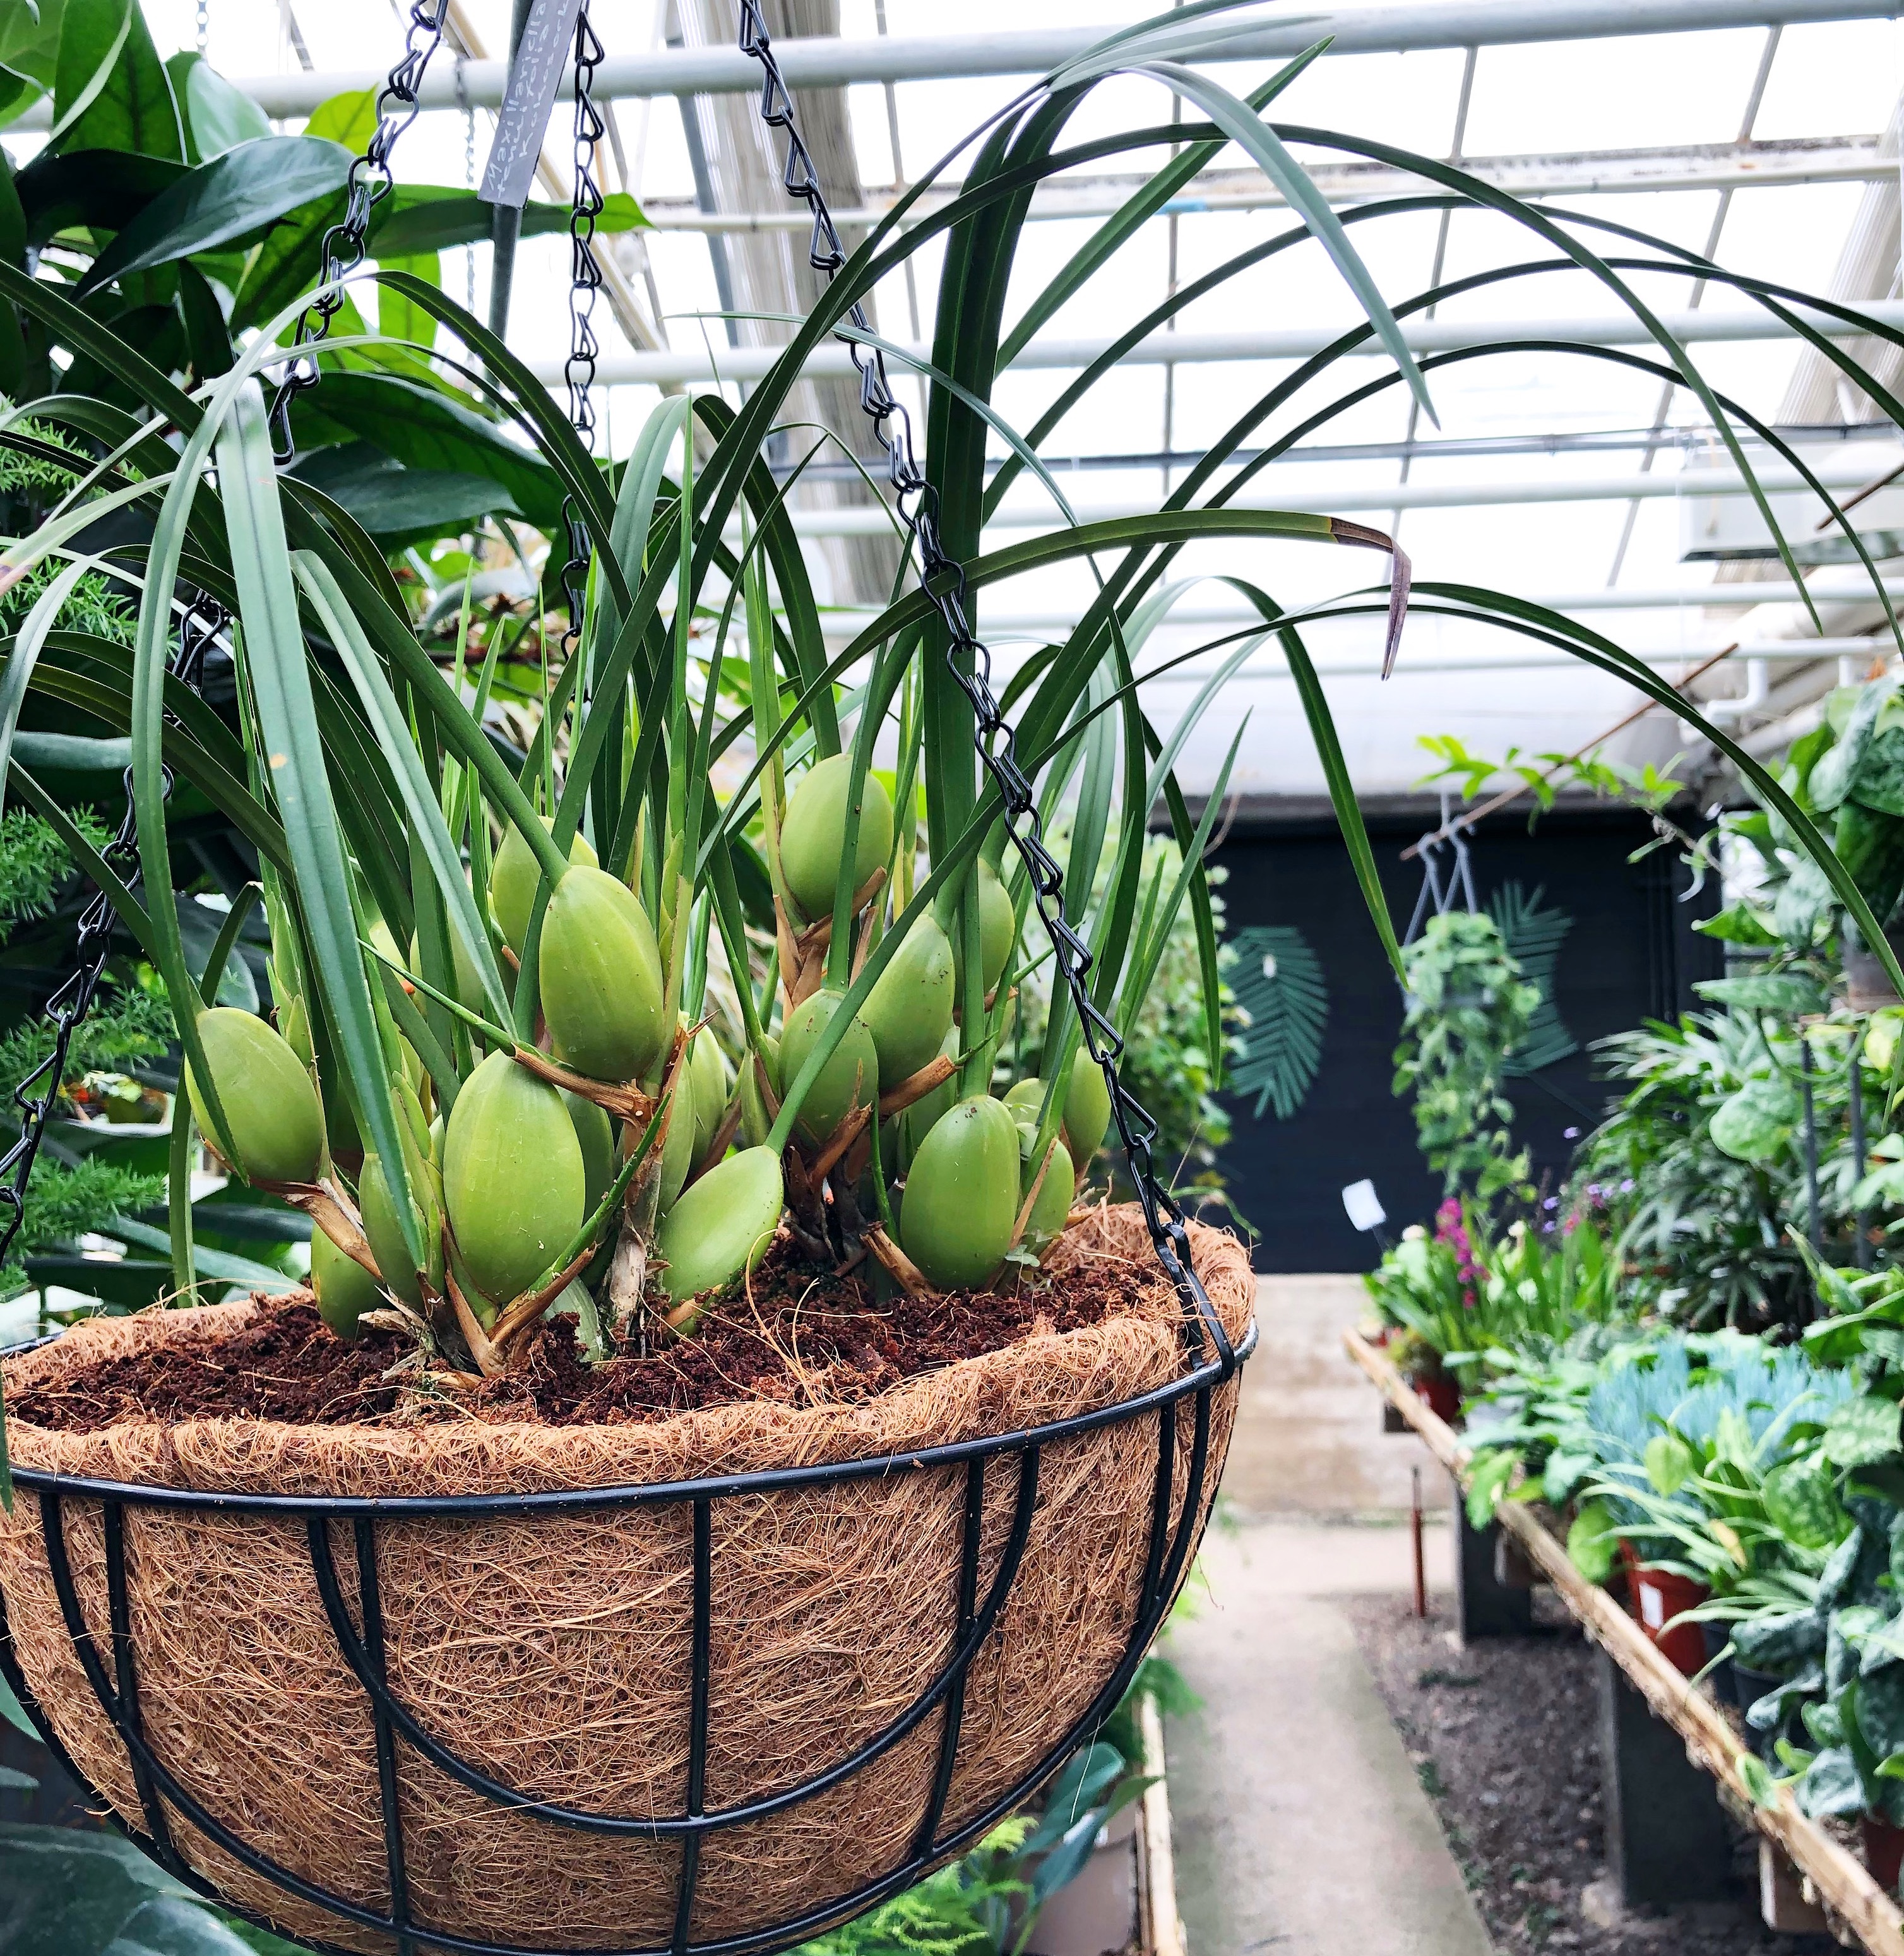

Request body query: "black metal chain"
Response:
[559, 4, 606, 672]
[266, 1, 455, 462]
[733, 3, 1236, 1376]
[0, 593, 229, 1290]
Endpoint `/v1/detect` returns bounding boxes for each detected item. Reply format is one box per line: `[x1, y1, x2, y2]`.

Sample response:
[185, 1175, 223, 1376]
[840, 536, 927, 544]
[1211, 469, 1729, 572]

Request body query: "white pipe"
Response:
[755, 452, 1903, 540]
[1701, 657, 1772, 720]
[637, 138, 1888, 230]
[27, 1, 1889, 124]
[554, 301, 1904, 390]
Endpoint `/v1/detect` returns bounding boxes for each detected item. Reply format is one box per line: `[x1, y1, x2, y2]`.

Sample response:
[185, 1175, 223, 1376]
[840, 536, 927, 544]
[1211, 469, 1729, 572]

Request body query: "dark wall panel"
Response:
[1210, 807, 1720, 1273]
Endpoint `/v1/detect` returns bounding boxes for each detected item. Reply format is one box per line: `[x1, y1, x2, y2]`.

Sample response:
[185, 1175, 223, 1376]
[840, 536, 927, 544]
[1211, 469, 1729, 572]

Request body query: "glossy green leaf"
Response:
[78, 136, 351, 294]
[288, 370, 562, 529]
[371, 187, 646, 258]
[178, 51, 271, 158]
[51, 0, 181, 160]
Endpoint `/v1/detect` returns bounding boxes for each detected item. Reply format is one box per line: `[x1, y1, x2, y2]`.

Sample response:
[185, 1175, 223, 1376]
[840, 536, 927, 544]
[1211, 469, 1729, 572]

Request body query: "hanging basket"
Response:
[0, 1206, 1252, 1956]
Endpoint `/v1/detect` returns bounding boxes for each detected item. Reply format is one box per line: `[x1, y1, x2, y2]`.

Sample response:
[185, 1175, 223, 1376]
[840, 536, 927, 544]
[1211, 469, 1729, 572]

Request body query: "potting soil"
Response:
[8, 1232, 1165, 1431]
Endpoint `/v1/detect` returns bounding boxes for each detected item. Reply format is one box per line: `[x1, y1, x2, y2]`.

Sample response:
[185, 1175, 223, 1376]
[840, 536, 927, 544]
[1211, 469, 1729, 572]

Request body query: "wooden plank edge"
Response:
[1342, 1327, 1904, 1956]
[1139, 1692, 1185, 1956]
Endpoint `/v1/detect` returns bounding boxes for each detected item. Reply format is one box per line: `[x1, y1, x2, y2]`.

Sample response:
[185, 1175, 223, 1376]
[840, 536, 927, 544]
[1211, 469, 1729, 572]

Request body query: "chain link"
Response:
[267, 1, 455, 462]
[0, 595, 229, 1290]
[558, 4, 607, 675]
[733, 3, 1235, 1376]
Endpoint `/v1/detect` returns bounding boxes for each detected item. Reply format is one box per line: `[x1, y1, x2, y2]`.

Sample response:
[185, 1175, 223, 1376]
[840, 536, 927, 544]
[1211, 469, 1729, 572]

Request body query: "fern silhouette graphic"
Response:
[1228, 925, 1328, 1119]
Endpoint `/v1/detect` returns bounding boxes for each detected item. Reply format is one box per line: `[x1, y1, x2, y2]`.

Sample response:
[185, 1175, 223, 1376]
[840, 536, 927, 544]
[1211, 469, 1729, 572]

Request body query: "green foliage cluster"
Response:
[1568, 1009, 1887, 1331]
[0, 809, 170, 1299]
[1393, 911, 1539, 1205]
[1014, 835, 1241, 1200]
[1455, 1313, 1904, 1820]
[1366, 1204, 1628, 1390]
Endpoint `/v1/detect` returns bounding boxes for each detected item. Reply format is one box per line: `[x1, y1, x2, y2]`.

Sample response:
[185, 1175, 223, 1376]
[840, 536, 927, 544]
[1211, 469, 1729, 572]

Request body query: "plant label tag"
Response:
[1639, 1585, 1665, 1630]
[480, 0, 586, 210]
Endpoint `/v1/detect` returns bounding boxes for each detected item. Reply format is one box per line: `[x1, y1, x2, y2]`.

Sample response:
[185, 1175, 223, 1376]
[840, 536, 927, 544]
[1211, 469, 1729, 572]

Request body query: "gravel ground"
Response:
[1342, 1589, 1836, 1956]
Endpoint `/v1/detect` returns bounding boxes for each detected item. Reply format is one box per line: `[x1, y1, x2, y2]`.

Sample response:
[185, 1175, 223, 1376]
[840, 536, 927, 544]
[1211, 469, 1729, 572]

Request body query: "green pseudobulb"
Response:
[739, 1036, 780, 1148]
[359, 1142, 444, 1309]
[538, 864, 668, 1084]
[1020, 1133, 1074, 1260]
[443, 1051, 586, 1311]
[944, 859, 1014, 996]
[691, 1030, 731, 1162]
[1063, 1058, 1112, 1167]
[657, 1147, 785, 1306]
[898, 1028, 961, 1171]
[312, 1225, 380, 1340]
[780, 753, 895, 922]
[900, 1094, 1020, 1291]
[562, 1088, 617, 1215]
[658, 1054, 698, 1210]
[186, 1007, 324, 1185]
[779, 988, 879, 1146]
[491, 815, 597, 955]
[862, 914, 955, 1085]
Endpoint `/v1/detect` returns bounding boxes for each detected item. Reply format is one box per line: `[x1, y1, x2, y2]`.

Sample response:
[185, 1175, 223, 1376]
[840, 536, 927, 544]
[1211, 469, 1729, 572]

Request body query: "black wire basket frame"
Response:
[0, 1309, 1254, 1956]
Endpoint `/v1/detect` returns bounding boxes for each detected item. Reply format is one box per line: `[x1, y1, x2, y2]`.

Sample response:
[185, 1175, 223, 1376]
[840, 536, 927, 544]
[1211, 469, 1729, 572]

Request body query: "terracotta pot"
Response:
[1414, 1373, 1460, 1425]
[1865, 1815, 1904, 1895]
[1626, 1557, 1710, 1676]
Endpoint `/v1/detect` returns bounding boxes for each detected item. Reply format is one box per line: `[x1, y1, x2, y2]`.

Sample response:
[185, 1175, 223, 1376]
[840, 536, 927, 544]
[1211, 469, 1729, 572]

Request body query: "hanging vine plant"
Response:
[0, 2, 1900, 1953]
[1394, 911, 1540, 1205]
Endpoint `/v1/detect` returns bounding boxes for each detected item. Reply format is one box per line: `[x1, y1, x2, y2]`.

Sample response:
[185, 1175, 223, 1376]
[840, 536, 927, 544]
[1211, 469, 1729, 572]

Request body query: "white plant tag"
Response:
[1639, 1585, 1665, 1630]
[479, 0, 585, 210]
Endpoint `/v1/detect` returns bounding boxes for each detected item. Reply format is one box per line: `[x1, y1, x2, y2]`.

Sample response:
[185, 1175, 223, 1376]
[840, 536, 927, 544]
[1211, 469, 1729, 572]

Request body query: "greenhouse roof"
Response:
[116, 0, 1904, 799]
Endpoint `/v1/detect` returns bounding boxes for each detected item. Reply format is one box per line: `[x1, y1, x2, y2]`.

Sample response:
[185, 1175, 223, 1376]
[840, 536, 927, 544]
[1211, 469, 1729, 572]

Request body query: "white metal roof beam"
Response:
[639, 136, 1889, 230]
[16, 0, 1893, 125]
[559, 299, 1904, 388]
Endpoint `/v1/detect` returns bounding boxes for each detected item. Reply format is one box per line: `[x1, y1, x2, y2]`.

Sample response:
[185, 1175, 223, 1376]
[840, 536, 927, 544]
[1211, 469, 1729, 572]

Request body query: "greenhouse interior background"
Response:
[8, 1, 1904, 1953]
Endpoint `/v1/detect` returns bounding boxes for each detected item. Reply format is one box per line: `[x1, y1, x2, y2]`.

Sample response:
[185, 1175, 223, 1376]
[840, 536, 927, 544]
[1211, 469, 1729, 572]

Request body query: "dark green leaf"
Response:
[288, 443, 520, 546]
[371, 186, 645, 258]
[0, 1821, 187, 1955]
[77, 137, 351, 295]
[288, 371, 562, 531]
[227, 189, 341, 335]
[15, 147, 187, 246]
[51, 0, 182, 162]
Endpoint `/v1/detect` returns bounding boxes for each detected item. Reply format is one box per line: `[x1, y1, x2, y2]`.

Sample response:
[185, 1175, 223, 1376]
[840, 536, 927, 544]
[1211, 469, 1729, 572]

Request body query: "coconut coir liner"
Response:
[0, 1206, 1252, 1955]
[12, 1234, 1164, 1432]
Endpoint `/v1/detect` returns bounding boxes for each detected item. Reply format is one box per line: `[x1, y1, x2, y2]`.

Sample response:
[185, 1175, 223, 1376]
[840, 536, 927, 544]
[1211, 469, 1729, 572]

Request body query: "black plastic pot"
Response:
[1701, 1621, 1738, 1707]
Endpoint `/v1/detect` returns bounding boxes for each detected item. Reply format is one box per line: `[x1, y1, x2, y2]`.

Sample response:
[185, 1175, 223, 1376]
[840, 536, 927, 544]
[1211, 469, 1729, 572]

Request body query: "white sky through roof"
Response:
[129, 3, 1904, 799]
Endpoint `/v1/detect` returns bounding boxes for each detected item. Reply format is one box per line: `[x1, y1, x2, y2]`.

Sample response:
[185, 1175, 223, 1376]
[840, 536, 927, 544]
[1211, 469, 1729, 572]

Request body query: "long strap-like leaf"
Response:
[216, 383, 422, 1265]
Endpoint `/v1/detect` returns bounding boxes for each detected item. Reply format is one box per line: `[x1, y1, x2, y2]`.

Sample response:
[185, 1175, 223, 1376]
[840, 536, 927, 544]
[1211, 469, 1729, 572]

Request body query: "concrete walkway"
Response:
[1161, 1273, 1495, 1955]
